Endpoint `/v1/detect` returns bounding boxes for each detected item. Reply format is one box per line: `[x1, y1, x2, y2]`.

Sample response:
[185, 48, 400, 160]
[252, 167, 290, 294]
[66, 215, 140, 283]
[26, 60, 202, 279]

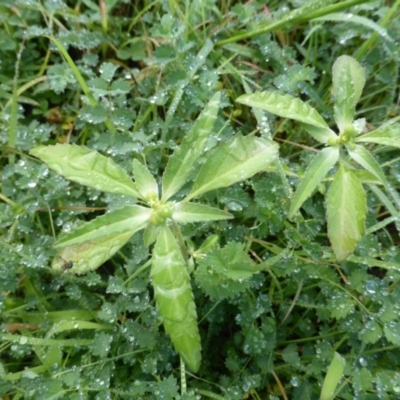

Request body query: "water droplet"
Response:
[290, 376, 299, 387]
[359, 357, 368, 367]
[365, 280, 377, 294]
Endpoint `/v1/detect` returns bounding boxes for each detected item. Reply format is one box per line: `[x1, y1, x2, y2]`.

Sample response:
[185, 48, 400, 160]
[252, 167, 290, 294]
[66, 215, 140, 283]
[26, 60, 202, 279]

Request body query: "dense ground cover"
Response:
[1, 0, 400, 399]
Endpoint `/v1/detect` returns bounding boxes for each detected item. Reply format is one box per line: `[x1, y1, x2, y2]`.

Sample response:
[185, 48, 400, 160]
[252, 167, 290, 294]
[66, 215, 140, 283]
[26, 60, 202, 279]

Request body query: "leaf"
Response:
[133, 159, 159, 200]
[30, 144, 141, 198]
[293, 382, 316, 400]
[347, 144, 389, 187]
[355, 123, 400, 148]
[151, 225, 201, 372]
[330, 292, 355, 319]
[99, 62, 119, 82]
[351, 169, 384, 185]
[194, 242, 255, 300]
[347, 255, 400, 271]
[319, 352, 346, 400]
[302, 123, 337, 144]
[91, 332, 113, 358]
[327, 165, 367, 261]
[161, 92, 221, 201]
[143, 224, 160, 247]
[52, 231, 135, 274]
[79, 105, 108, 124]
[332, 55, 365, 131]
[54, 205, 151, 248]
[236, 91, 329, 129]
[185, 135, 278, 201]
[352, 368, 373, 392]
[384, 321, 400, 345]
[47, 64, 76, 94]
[359, 320, 382, 344]
[282, 344, 301, 365]
[154, 376, 179, 399]
[273, 65, 317, 93]
[172, 202, 233, 223]
[288, 146, 339, 218]
[315, 13, 394, 43]
[195, 235, 219, 254]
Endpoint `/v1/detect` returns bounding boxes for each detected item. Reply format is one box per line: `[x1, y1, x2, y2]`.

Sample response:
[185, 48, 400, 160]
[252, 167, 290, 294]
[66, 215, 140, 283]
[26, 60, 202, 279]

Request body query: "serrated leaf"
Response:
[109, 79, 130, 95]
[330, 292, 355, 319]
[47, 64, 76, 94]
[352, 368, 373, 392]
[384, 322, 400, 345]
[320, 352, 345, 400]
[359, 320, 382, 344]
[162, 92, 221, 201]
[153, 44, 176, 64]
[99, 62, 118, 82]
[347, 144, 389, 187]
[112, 108, 135, 129]
[236, 91, 329, 128]
[185, 135, 278, 201]
[302, 123, 337, 144]
[172, 202, 233, 223]
[355, 123, 400, 148]
[327, 165, 366, 261]
[155, 376, 179, 399]
[332, 55, 365, 131]
[133, 159, 158, 200]
[52, 230, 135, 274]
[194, 242, 255, 300]
[54, 205, 151, 247]
[87, 77, 108, 92]
[273, 65, 317, 93]
[293, 382, 316, 400]
[91, 332, 113, 358]
[288, 146, 339, 218]
[79, 105, 108, 124]
[30, 144, 141, 198]
[282, 344, 301, 365]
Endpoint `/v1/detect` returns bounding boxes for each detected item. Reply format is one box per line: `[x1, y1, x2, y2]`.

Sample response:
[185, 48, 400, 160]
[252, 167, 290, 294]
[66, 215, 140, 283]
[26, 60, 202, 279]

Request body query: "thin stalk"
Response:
[46, 35, 115, 133]
[8, 39, 25, 164]
[180, 357, 187, 395]
[355, 0, 400, 60]
[216, 0, 372, 46]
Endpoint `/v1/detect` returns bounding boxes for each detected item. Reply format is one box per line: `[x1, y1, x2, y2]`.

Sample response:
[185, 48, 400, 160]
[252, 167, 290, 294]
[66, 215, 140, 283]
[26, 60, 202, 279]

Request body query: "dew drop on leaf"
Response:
[365, 280, 377, 294]
[359, 357, 368, 367]
[290, 376, 299, 387]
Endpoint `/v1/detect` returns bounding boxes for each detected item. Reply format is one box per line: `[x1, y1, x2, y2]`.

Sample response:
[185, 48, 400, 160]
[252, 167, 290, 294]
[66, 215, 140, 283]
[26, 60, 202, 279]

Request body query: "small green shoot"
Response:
[30, 92, 278, 372]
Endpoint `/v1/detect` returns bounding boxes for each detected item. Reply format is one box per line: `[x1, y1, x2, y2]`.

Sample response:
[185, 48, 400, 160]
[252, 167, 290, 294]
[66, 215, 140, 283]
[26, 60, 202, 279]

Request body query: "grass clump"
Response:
[1, 1, 400, 399]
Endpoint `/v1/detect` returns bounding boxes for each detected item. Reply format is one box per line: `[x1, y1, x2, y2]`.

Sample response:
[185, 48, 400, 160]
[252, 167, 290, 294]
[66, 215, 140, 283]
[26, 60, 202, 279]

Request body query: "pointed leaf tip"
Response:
[186, 135, 278, 201]
[237, 91, 329, 129]
[30, 144, 141, 198]
[288, 147, 339, 218]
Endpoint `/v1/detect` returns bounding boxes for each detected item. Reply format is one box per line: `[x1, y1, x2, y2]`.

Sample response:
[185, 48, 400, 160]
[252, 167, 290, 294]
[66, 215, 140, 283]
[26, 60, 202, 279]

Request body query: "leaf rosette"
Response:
[30, 91, 279, 372]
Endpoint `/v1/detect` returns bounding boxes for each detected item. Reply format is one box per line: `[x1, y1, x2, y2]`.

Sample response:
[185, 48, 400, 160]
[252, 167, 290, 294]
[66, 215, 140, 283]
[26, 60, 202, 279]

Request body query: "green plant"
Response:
[320, 352, 346, 400]
[29, 92, 278, 372]
[237, 55, 400, 261]
[2, 1, 400, 398]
